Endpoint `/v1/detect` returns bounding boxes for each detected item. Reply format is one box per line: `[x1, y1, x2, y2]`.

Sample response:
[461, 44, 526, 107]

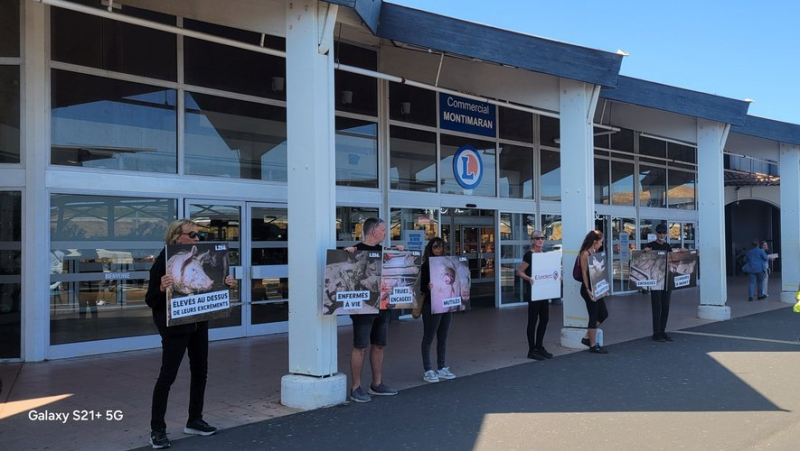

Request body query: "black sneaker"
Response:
[536, 347, 553, 359]
[368, 383, 398, 396]
[528, 350, 546, 361]
[661, 333, 673, 342]
[652, 334, 666, 342]
[580, 338, 591, 347]
[589, 345, 608, 354]
[184, 418, 217, 436]
[757, 295, 767, 300]
[149, 430, 170, 449]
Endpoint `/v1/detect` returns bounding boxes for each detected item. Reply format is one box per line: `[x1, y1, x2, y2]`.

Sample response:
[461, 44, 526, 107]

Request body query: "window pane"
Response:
[499, 212, 530, 305]
[541, 214, 562, 249]
[335, 43, 378, 116]
[440, 135, 496, 197]
[390, 126, 437, 192]
[639, 165, 666, 208]
[336, 118, 378, 188]
[185, 92, 287, 180]
[389, 82, 436, 127]
[0, 0, 19, 57]
[540, 149, 560, 202]
[499, 144, 532, 199]
[390, 208, 440, 244]
[594, 158, 609, 204]
[610, 128, 634, 153]
[0, 66, 21, 163]
[539, 116, 559, 147]
[0, 191, 21, 358]
[184, 19, 285, 100]
[51, 2, 176, 81]
[610, 161, 634, 206]
[669, 142, 696, 164]
[336, 206, 379, 246]
[668, 170, 696, 210]
[499, 108, 533, 142]
[640, 136, 666, 159]
[251, 206, 289, 325]
[50, 194, 176, 345]
[51, 70, 177, 172]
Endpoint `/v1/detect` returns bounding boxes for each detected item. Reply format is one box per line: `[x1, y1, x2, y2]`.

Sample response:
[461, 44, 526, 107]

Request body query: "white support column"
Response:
[559, 79, 598, 348]
[22, 0, 49, 361]
[779, 143, 800, 304]
[696, 119, 730, 320]
[281, 0, 346, 410]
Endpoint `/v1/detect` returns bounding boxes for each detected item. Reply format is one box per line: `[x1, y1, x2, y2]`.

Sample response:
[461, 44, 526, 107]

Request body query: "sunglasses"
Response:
[182, 231, 200, 239]
[532, 237, 545, 240]
[432, 243, 444, 249]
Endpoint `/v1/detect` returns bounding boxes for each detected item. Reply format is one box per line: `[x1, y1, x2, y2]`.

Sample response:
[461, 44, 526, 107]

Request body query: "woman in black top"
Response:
[419, 237, 456, 383]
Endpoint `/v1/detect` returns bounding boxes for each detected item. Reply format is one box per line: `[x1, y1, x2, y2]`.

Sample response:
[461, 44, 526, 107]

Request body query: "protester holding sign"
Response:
[578, 230, 609, 354]
[418, 237, 457, 383]
[644, 223, 674, 342]
[344, 218, 400, 403]
[517, 231, 554, 361]
[145, 219, 238, 449]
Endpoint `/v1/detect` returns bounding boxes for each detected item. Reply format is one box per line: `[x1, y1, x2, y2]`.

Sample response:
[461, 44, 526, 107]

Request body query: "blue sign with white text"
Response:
[439, 93, 496, 138]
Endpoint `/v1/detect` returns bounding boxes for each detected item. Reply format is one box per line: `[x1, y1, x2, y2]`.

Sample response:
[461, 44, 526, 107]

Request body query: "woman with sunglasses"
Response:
[145, 219, 238, 449]
[517, 231, 554, 360]
[419, 237, 457, 383]
[578, 230, 609, 354]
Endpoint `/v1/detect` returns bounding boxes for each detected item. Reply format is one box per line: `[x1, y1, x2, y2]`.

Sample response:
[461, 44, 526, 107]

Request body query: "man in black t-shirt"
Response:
[644, 223, 674, 342]
[345, 217, 398, 403]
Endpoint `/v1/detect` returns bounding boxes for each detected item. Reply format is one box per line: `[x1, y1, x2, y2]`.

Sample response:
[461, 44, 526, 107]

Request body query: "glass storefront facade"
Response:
[2, 0, 705, 360]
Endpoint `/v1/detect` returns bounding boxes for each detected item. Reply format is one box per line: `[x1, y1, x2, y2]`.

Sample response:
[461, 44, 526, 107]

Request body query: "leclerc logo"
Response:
[453, 145, 483, 190]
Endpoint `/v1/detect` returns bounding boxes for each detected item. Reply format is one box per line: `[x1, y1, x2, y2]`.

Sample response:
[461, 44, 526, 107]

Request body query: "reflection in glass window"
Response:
[541, 214, 562, 246]
[540, 149, 560, 202]
[610, 161, 634, 206]
[440, 134, 496, 197]
[51, 70, 177, 172]
[0, 66, 20, 163]
[594, 159, 609, 204]
[390, 126, 437, 192]
[51, 3, 176, 81]
[185, 92, 287, 180]
[0, 0, 19, 57]
[334, 42, 378, 116]
[0, 191, 21, 358]
[639, 165, 666, 208]
[499, 144, 533, 199]
[336, 206, 379, 246]
[390, 208, 439, 243]
[184, 20, 285, 100]
[336, 118, 378, 188]
[499, 108, 533, 143]
[499, 212, 530, 305]
[49, 194, 176, 345]
[250, 206, 289, 325]
[668, 170, 696, 210]
[389, 82, 436, 127]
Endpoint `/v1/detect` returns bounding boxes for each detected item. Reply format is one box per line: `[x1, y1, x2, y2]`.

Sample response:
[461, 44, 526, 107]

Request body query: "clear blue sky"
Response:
[388, 1, 800, 125]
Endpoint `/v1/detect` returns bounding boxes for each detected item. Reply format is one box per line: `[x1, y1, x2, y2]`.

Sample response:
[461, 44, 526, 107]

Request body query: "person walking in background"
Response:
[644, 223, 673, 342]
[418, 237, 457, 383]
[517, 230, 553, 361]
[146, 219, 238, 449]
[760, 241, 772, 297]
[578, 230, 609, 354]
[742, 239, 769, 302]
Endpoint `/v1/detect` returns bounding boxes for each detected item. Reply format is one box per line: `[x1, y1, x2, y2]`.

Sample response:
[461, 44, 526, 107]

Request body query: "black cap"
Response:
[655, 223, 668, 233]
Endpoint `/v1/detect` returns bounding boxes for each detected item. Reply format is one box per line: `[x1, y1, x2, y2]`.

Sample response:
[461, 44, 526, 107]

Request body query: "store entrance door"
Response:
[442, 209, 496, 308]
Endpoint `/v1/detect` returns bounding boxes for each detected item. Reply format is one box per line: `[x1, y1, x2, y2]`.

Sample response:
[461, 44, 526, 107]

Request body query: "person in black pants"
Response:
[146, 219, 237, 449]
[517, 230, 553, 360]
[419, 237, 456, 383]
[644, 223, 674, 342]
[578, 230, 609, 354]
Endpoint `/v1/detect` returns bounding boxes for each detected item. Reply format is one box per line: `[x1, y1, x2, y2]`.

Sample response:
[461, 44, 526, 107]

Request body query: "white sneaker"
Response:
[423, 370, 439, 383]
[437, 367, 456, 380]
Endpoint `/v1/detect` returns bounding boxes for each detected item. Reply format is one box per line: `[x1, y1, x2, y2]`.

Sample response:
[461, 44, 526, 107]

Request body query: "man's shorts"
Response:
[351, 310, 390, 349]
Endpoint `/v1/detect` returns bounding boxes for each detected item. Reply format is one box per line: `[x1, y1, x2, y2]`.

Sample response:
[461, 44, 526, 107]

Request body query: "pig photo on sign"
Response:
[166, 245, 213, 295]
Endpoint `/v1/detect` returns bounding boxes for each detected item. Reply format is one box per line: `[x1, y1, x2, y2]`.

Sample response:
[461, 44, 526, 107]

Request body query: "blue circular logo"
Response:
[453, 145, 483, 190]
